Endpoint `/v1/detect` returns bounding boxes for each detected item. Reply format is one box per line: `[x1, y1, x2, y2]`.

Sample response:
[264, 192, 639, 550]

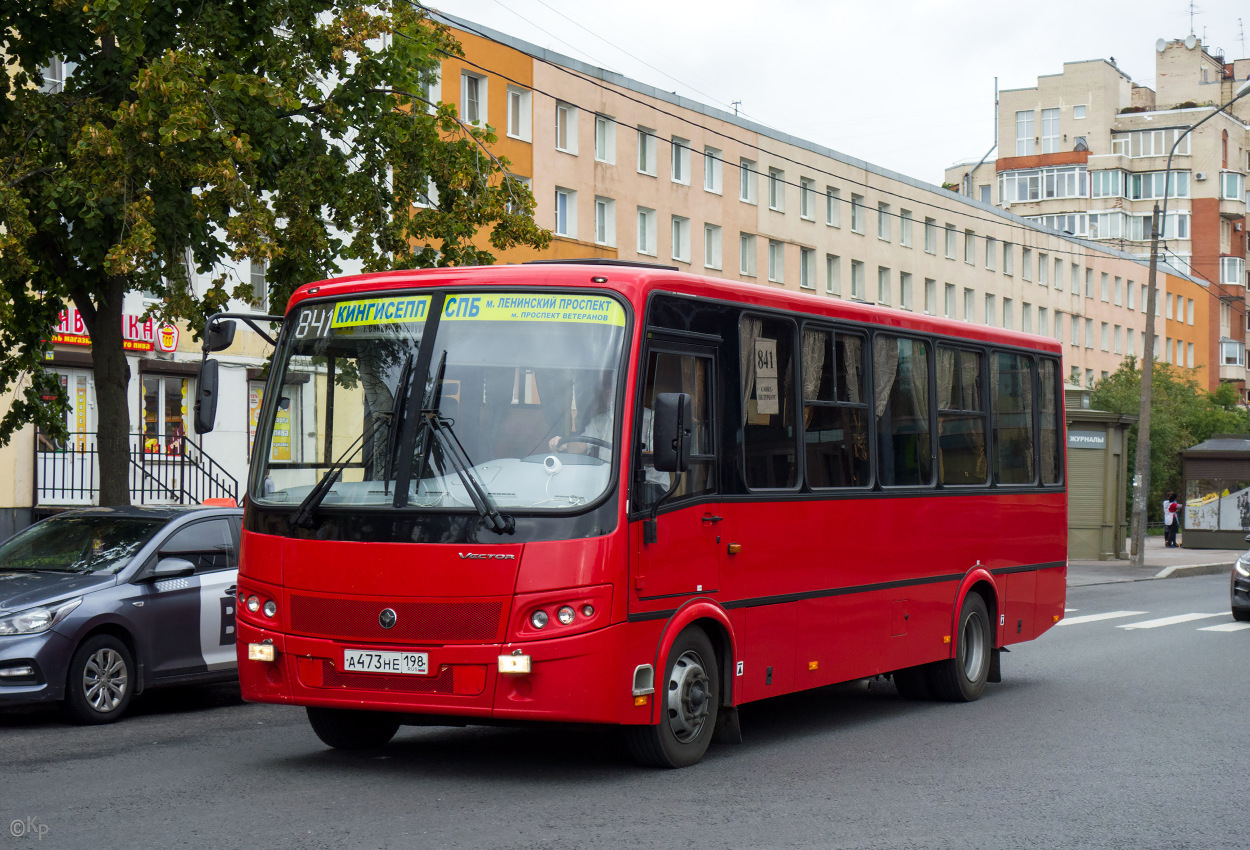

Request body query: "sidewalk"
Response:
[1066, 535, 1243, 587]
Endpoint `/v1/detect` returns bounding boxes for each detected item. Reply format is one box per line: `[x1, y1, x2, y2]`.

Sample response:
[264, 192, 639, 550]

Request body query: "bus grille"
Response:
[289, 595, 505, 643]
[321, 663, 456, 694]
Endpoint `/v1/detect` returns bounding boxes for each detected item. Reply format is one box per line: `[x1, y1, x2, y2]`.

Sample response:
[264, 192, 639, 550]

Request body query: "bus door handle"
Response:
[702, 514, 723, 525]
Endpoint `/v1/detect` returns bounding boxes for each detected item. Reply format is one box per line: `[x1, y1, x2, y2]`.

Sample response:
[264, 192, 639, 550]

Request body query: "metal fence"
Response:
[36, 432, 238, 507]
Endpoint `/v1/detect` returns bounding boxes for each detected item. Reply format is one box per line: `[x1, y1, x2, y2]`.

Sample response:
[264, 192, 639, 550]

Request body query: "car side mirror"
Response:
[194, 359, 219, 434]
[205, 320, 237, 352]
[150, 557, 196, 580]
[652, 392, 692, 474]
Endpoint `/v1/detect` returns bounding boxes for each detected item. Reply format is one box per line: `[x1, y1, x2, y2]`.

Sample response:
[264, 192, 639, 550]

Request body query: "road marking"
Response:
[1118, 613, 1226, 630]
[1197, 621, 1250, 632]
[1065, 607, 1078, 613]
[1058, 611, 1146, 626]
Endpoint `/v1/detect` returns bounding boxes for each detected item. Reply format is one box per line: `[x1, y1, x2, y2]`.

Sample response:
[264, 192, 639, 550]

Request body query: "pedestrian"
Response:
[1168, 494, 1182, 547]
[1162, 491, 1179, 547]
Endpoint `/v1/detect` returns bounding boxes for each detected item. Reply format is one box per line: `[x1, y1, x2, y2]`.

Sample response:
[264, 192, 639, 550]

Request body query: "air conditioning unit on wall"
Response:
[1194, 172, 1208, 180]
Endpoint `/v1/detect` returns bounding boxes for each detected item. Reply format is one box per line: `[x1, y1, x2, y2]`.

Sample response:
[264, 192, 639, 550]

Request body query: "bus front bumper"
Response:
[235, 619, 656, 726]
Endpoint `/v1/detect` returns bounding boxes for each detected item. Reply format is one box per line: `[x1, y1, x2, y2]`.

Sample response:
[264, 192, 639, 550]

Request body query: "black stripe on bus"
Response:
[625, 560, 1066, 622]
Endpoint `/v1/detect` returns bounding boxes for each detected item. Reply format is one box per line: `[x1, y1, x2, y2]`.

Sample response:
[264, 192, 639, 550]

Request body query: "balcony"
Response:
[1219, 171, 1247, 219]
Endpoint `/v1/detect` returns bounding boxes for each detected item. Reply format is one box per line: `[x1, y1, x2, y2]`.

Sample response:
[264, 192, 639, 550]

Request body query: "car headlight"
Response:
[1236, 557, 1250, 578]
[0, 597, 83, 636]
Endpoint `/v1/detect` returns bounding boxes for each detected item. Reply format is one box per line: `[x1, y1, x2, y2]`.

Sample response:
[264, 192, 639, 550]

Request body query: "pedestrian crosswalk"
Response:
[1058, 608, 1249, 632]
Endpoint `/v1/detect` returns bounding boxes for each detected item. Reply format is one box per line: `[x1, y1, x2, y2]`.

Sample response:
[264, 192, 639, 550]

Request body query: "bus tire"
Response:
[929, 592, 991, 702]
[892, 665, 934, 700]
[626, 626, 719, 768]
[306, 707, 400, 749]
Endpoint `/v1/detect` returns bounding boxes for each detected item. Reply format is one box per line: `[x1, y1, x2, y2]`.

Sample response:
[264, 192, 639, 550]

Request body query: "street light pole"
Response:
[1130, 78, 1250, 567]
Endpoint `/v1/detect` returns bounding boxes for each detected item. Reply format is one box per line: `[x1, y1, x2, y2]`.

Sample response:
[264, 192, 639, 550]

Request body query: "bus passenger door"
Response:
[630, 345, 725, 601]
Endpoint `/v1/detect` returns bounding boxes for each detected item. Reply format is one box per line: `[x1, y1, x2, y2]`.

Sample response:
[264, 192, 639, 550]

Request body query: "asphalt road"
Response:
[1, 573, 1244, 849]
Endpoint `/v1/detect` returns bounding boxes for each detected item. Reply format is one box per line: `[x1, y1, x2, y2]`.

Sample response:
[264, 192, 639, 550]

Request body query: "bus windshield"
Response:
[251, 291, 628, 513]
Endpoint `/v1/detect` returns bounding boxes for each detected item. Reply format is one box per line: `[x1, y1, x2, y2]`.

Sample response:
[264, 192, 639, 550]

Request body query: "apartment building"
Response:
[435, 13, 1189, 397]
[946, 36, 1250, 394]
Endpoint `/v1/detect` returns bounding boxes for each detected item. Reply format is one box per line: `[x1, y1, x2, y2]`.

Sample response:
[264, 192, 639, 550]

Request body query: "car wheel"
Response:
[928, 592, 991, 702]
[625, 626, 719, 768]
[306, 707, 401, 749]
[65, 635, 135, 724]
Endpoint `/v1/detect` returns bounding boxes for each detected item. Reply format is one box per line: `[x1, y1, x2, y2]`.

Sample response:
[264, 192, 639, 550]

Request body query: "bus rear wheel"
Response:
[306, 707, 400, 749]
[929, 592, 991, 702]
[626, 626, 719, 768]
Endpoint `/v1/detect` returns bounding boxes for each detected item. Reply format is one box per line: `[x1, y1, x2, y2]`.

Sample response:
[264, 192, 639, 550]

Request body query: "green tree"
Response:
[1091, 358, 1250, 522]
[1, 0, 548, 504]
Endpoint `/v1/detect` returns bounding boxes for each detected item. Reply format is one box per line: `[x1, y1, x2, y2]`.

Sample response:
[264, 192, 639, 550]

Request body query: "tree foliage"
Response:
[1091, 359, 1250, 521]
[0, 0, 549, 502]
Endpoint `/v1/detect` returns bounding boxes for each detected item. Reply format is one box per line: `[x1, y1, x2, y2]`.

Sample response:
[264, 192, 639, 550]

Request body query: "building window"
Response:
[594, 197, 615, 246]
[924, 218, 937, 253]
[900, 272, 913, 310]
[800, 178, 816, 220]
[1111, 128, 1190, 158]
[250, 259, 267, 311]
[924, 278, 937, 315]
[1100, 272, 1110, 302]
[1002, 242, 1013, 275]
[964, 229, 975, 264]
[1015, 110, 1034, 156]
[1187, 342, 1195, 368]
[800, 248, 816, 289]
[671, 216, 691, 263]
[594, 115, 615, 163]
[945, 283, 956, 318]
[1039, 253, 1048, 286]
[768, 240, 785, 283]
[944, 224, 956, 259]
[769, 169, 785, 211]
[1085, 318, 1094, 349]
[507, 86, 532, 141]
[39, 56, 65, 93]
[461, 72, 486, 125]
[852, 261, 866, 300]
[1038, 306, 1048, 336]
[826, 187, 841, 226]
[1127, 280, 1136, 310]
[984, 294, 996, 327]
[1053, 311, 1064, 342]
[1166, 295, 1174, 320]
[1091, 170, 1124, 198]
[740, 233, 757, 276]
[964, 287, 975, 321]
[877, 266, 891, 304]
[554, 188, 576, 237]
[986, 239, 996, 271]
[826, 254, 841, 295]
[1022, 248, 1032, 281]
[1114, 276, 1123, 306]
[671, 137, 690, 185]
[1071, 315, 1080, 347]
[1041, 107, 1060, 154]
[1002, 297, 1014, 330]
[638, 128, 657, 176]
[1114, 325, 1123, 354]
[1188, 298, 1195, 325]
[1073, 104, 1087, 119]
[1055, 258, 1063, 291]
[878, 202, 891, 240]
[740, 159, 757, 203]
[637, 207, 657, 255]
[1022, 302, 1033, 333]
[704, 224, 722, 270]
[900, 210, 912, 246]
[999, 165, 1088, 203]
[555, 102, 577, 154]
[704, 147, 723, 194]
[850, 194, 865, 233]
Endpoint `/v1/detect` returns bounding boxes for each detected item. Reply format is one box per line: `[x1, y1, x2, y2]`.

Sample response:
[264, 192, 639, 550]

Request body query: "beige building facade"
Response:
[946, 37, 1250, 395]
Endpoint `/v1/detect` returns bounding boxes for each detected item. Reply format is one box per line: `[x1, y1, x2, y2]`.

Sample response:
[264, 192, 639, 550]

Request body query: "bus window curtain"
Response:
[937, 347, 955, 410]
[873, 336, 898, 418]
[740, 316, 763, 423]
[800, 329, 826, 427]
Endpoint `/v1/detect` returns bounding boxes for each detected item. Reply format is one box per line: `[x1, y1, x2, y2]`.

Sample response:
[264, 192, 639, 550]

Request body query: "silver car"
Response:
[0, 505, 242, 723]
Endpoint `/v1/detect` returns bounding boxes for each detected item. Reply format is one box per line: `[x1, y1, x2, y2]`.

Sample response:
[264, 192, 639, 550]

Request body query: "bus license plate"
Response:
[342, 650, 429, 675]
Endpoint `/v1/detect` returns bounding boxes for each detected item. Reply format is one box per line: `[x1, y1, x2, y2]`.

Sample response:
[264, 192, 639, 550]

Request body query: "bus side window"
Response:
[991, 351, 1036, 484]
[936, 346, 988, 486]
[874, 334, 933, 487]
[802, 327, 870, 488]
[1039, 358, 1062, 485]
[741, 315, 798, 488]
[636, 350, 715, 509]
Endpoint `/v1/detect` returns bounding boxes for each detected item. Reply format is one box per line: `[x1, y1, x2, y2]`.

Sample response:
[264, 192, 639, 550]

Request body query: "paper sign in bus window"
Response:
[754, 338, 779, 415]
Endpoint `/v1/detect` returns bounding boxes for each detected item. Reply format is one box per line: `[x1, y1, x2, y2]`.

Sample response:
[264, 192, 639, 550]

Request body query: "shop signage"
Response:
[51, 307, 180, 353]
[1068, 430, 1107, 450]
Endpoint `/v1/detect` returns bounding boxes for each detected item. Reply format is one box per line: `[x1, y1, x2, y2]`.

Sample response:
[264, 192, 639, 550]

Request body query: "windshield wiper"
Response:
[289, 412, 392, 530]
[399, 351, 514, 534]
[383, 352, 416, 493]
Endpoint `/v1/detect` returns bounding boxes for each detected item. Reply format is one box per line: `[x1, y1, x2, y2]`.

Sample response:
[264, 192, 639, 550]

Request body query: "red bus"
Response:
[198, 261, 1066, 768]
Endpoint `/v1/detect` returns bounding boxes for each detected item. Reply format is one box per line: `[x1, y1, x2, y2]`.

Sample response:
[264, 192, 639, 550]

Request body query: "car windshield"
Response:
[0, 515, 165, 575]
[252, 290, 628, 512]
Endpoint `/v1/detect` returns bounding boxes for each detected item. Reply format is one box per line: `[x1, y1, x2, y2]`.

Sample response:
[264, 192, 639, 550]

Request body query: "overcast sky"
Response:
[427, 0, 1249, 184]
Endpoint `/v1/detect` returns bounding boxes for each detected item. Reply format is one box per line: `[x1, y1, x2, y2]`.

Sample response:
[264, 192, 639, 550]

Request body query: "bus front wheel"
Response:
[929, 592, 991, 702]
[306, 707, 400, 749]
[626, 626, 719, 768]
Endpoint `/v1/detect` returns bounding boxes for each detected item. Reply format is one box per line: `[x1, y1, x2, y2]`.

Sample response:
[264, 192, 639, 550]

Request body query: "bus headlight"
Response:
[263, 600, 277, 618]
[557, 606, 575, 625]
[530, 610, 549, 629]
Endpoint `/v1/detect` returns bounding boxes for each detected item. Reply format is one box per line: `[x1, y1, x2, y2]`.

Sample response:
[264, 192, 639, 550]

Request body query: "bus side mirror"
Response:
[194, 359, 220, 434]
[205, 320, 237, 352]
[652, 392, 692, 474]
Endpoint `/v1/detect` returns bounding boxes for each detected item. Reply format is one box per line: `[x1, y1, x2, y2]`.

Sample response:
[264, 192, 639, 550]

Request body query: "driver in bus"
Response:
[549, 372, 615, 461]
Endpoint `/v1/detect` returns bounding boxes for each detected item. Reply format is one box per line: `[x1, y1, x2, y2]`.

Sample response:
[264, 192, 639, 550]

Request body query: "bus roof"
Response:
[288, 262, 1062, 354]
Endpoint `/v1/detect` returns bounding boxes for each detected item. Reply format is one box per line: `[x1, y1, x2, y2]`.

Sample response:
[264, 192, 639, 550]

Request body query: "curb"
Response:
[1153, 562, 1234, 579]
